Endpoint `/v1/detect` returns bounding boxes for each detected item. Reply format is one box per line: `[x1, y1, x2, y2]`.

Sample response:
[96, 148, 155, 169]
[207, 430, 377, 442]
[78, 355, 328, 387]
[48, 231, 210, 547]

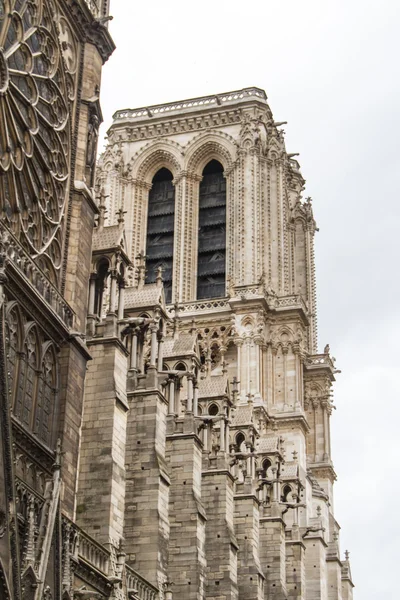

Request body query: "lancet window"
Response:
[6, 305, 59, 447]
[145, 168, 175, 303]
[197, 160, 226, 299]
[94, 259, 109, 318]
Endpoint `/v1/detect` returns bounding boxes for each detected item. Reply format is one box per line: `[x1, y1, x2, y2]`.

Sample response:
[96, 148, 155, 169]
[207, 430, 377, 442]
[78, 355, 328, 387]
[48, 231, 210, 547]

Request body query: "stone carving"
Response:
[0, 0, 72, 284]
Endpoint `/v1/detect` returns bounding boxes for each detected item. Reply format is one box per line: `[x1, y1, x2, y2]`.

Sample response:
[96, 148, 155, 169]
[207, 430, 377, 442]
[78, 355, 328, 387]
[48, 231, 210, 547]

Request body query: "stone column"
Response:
[76, 337, 129, 544]
[166, 422, 206, 599]
[202, 458, 239, 600]
[285, 533, 306, 599]
[88, 274, 96, 315]
[304, 535, 328, 600]
[109, 269, 118, 314]
[321, 399, 330, 461]
[259, 507, 287, 600]
[130, 329, 138, 370]
[193, 381, 199, 417]
[157, 331, 164, 372]
[187, 374, 194, 413]
[234, 483, 264, 600]
[124, 385, 170, 590]
[168, 377, 175, 415]
[117, 283, 125, 320]
[150, 325, 158, 367]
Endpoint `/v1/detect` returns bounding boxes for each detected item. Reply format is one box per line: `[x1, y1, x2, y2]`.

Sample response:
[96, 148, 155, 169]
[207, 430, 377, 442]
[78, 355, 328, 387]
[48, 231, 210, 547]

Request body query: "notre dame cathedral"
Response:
[0, 1, 354, 599]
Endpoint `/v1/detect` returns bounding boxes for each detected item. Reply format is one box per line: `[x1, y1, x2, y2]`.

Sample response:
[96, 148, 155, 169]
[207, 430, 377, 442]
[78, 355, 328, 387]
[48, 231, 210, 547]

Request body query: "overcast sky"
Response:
[99, 1, 400, 596]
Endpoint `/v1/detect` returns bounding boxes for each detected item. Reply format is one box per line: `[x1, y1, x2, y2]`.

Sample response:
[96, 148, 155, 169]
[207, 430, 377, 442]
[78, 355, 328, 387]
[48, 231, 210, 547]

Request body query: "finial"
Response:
[136, 251, 147, 289]
[190, 318, 196, 335]
[54, 438, 63, 469]
[98, 187, 108, 231]
[117, 207, 127, 227]
[173, 303, 180, 339]
[345, 550, 350, 561]
[155, 265, 164, 288]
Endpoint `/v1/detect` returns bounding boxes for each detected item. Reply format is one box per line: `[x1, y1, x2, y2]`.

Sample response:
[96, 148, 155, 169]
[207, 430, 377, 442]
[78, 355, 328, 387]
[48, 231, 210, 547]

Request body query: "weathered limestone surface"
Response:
[0, 33, 356, 596]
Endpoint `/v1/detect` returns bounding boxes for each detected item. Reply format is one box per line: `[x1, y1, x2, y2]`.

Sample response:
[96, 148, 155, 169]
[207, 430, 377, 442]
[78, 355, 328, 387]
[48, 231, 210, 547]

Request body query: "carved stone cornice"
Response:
[271, 412, 310, 435]
[64, 0, 115, 63]
[308, 462, 337, 483]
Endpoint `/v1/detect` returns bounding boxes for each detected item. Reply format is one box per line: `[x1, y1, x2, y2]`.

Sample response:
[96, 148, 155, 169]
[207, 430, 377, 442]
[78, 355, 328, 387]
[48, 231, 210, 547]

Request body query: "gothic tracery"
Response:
[0, 0, 72, 284]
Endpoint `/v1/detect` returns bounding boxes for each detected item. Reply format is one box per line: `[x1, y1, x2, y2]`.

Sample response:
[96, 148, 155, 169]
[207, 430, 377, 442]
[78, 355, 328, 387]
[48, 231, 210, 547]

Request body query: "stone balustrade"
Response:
[0, 223, 74, 328]
[77, 529, 110, 575]
[125, 565, 159, 600]
[113, 87, 267, 121]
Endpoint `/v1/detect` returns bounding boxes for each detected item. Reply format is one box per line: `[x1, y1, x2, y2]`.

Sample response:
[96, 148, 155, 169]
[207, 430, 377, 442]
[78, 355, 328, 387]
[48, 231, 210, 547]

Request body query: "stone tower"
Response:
[0, 0, 117, 598]
[77, 87, 354, 599]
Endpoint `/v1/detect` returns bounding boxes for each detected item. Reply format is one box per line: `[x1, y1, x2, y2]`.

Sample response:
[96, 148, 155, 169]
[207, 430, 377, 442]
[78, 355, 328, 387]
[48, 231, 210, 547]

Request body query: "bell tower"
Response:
[95, 88, 354, 599]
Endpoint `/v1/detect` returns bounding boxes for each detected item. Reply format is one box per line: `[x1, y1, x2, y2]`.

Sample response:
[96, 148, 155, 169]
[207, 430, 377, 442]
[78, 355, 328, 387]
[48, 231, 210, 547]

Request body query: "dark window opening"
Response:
[262, 458, 272, 479]
[208, 403, 219, 416]
[146, 168, 175, 303]
[236, 432, 245, 451]
[197, 160, 226, 300]
[94, 260, 109, 317]
[281, 484, 292, 503]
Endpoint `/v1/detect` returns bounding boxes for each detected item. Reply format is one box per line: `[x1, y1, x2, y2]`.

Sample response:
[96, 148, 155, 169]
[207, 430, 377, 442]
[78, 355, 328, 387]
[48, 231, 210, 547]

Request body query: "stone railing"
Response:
[306, 353, 335, 370]
[275, 294, 309, 314]
[125, 565, 159, 600]
[77, 528, 110, 575]
[113, 87, 267, 121]
[173, 298, 230, 316]
[233, 285, 263, 299]
[1, 223, 74, 329]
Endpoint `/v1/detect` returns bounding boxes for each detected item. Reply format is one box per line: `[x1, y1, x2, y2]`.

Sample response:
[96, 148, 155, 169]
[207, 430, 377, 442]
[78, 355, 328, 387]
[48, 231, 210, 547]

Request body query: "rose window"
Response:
[0, 0, 72, 284]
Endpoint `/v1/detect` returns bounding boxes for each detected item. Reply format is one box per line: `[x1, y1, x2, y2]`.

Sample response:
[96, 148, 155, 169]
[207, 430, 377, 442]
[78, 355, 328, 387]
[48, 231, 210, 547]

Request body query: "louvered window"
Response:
[197, 160, 226, 299]
[145, 168, 175, 303]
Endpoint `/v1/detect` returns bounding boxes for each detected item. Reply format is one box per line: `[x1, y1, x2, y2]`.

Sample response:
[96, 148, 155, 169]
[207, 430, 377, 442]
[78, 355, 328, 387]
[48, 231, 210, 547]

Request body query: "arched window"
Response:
[262, 458, 272, 478]
[35, 345, 58, 446]
[94, 259, 109, 318]
[146, 168, 175, 303]
[236, 431, 245, 452]
[14, 326, 40, 429]
[197, 160, 226, 299]
[281, 484, 292, 503]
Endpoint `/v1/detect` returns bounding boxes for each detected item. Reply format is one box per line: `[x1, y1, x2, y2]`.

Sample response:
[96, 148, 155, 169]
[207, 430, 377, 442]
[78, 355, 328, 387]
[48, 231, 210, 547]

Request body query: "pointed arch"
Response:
[14, 323, 41, 428]
[185, 132, 236, 176]
[145, 167, 175, 303]
[196, 159, 227, 299]
[236, 431, 246, 451]
[35, 342, 59, 446]
[132, 141, 183, 184]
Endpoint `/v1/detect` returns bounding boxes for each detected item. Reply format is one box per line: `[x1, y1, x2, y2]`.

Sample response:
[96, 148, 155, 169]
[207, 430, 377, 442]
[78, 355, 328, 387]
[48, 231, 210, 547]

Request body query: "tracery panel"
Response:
[6, 303, 60, 447]
[35, 344, 57, 444]
[197, 160, 226, 299]
[5, 305, 20, 405]
[0, 0, 73, 285]
[145, 168, 175, 303]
